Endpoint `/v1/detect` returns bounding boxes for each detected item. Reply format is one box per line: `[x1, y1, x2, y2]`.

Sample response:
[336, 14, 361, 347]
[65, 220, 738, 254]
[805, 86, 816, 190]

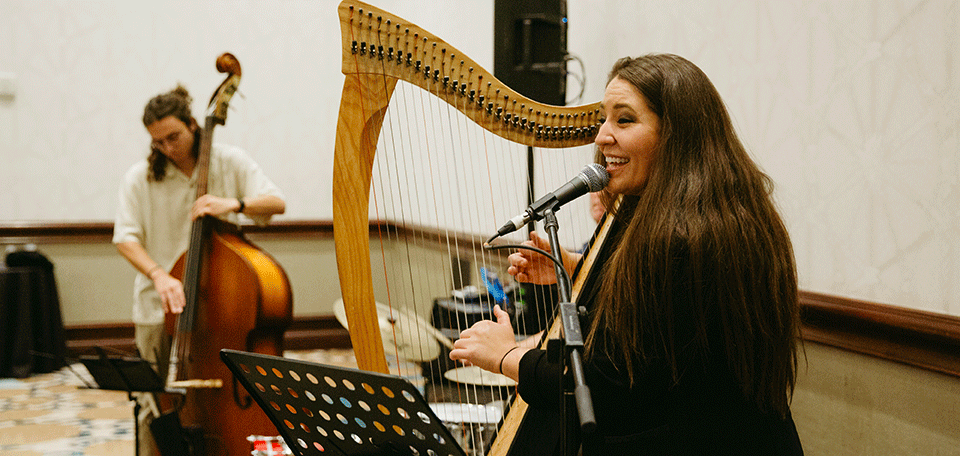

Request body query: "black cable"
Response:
[563, 53, 587, 105]
[482, 243, 572, 295]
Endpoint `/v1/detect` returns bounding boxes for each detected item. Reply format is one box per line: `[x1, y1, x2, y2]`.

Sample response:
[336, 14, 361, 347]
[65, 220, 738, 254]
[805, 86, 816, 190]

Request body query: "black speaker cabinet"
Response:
[494, 0, 567, 106]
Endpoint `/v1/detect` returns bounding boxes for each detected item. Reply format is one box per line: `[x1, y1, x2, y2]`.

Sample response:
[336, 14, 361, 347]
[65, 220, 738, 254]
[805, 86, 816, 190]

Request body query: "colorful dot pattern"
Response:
[222, 349, 465, 456]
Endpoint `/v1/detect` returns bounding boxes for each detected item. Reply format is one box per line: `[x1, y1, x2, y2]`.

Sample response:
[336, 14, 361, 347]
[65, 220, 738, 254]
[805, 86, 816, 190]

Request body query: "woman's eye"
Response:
[618, 117, 633, 124]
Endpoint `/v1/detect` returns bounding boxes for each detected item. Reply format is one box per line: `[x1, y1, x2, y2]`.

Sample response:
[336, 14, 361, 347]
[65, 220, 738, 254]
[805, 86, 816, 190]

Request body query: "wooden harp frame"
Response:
[332, 1, 606, 454]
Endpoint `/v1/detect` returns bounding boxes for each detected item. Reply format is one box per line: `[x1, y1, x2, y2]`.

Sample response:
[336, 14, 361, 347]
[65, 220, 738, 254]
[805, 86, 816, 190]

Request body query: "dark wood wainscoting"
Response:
[4, 220, 960, 378]
[64, 315, 351, 358]
[61, 293, 960, 380]
[800, 290, 960, 378]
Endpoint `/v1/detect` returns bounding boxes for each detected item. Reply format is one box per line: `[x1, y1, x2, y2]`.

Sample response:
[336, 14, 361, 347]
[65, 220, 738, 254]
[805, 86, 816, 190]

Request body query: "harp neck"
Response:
[337, 1, 601, 148]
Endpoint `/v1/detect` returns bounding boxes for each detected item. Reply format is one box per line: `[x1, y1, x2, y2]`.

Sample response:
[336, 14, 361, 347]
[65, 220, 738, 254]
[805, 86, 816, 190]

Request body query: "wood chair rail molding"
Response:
[4, 220, 959, 377]
[0, 220, 334, 244]
[800, 290, 960, 377]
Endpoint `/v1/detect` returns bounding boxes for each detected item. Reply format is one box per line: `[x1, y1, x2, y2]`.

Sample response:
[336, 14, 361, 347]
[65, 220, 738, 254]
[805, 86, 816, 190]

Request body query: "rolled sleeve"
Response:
[215, 144, 284, 226]
[113, 165, 147, 245]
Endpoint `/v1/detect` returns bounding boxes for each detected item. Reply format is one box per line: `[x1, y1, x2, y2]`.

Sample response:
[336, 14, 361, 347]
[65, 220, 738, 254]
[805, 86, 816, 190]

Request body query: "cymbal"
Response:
[333, 299, 453, 362]
[430, 402, 503, 424]
[443, 366, 516, 387]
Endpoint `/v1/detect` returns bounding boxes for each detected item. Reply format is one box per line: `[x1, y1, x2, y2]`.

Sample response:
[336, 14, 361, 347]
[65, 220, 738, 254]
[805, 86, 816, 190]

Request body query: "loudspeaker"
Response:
[494, 0, 567, 106]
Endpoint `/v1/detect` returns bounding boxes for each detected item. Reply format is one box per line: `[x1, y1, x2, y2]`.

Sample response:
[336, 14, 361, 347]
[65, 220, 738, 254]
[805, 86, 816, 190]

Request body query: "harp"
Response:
[332, 1, 607, 454]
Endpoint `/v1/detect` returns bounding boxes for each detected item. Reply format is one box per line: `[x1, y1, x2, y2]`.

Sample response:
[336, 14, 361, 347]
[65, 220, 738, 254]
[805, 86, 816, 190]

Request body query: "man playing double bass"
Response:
[113, 84, 285, 456]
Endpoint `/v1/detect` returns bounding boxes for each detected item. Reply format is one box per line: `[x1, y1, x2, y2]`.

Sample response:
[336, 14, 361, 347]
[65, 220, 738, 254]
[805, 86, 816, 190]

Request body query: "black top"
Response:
[515, 216, 803, 456]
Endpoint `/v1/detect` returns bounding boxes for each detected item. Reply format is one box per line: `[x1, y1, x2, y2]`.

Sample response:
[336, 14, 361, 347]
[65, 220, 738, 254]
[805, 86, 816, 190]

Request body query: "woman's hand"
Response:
[507, 231, 581, 285]
[449, 305, 526, 382]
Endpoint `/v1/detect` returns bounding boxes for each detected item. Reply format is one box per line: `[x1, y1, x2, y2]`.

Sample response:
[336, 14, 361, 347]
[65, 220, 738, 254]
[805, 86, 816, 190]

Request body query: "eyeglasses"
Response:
[151, 130, 185, 151]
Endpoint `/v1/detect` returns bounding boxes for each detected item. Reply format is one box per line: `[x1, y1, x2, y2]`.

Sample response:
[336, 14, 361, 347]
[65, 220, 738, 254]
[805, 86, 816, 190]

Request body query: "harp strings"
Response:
[347, 7, 597, 451]
[364, 79, 511, 450]
[366, 78, 597, 455]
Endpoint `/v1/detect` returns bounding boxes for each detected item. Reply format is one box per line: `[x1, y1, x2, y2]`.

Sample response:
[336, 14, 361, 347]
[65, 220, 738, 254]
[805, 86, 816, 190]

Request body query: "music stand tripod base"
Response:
[220, 349, 466, 456]
[79, 353, 168, 456]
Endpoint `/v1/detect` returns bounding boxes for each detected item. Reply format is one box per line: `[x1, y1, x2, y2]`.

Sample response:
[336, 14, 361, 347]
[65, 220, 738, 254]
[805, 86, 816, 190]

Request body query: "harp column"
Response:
[332, 72, 398, 375]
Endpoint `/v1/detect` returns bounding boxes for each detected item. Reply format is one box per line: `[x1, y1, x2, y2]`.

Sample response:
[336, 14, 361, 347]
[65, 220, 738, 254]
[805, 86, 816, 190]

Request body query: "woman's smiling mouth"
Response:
[605, 156, 630, 167]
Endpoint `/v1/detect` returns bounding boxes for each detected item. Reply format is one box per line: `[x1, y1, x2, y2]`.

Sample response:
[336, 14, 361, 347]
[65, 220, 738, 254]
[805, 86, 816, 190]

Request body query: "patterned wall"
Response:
[0, 0, 957, 315]
[568, 0, 960, 316]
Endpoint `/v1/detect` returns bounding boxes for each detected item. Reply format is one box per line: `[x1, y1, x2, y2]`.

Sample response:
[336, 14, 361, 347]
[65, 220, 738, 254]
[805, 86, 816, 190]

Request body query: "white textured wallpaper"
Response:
[566, 0, 960, 315]
[0, 0, 958, 316]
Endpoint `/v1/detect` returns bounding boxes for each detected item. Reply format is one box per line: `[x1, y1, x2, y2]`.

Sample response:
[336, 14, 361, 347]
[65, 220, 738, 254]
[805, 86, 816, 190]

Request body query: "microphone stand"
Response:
[540, 208, 596, 456]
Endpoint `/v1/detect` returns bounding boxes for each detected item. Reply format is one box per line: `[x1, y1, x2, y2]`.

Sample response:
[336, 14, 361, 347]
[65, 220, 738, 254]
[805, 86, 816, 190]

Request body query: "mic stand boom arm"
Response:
[541, 208, 597, 455]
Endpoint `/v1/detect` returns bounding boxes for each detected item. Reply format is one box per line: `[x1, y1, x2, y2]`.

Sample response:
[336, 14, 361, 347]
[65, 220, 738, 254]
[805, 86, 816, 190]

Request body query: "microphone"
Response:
[490, 163, 609, 241]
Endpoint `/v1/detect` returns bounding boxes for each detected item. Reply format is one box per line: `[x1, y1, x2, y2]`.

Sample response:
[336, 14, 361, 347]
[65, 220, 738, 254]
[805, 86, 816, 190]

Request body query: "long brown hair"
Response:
[585, 54, 800, 417]
[141, 85, 200, 181]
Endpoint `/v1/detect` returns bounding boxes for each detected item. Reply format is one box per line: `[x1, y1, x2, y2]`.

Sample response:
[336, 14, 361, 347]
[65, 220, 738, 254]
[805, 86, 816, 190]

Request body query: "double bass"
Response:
[164, 53, 293, 455]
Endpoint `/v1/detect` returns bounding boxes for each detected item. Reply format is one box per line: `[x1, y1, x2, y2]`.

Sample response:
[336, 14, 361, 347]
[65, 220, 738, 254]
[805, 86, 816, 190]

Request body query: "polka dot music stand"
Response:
[220, 349, 467, 456]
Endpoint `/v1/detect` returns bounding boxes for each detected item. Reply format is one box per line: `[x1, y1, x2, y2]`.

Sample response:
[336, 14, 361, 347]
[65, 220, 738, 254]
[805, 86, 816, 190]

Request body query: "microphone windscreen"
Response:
[581, 163, 610, 192]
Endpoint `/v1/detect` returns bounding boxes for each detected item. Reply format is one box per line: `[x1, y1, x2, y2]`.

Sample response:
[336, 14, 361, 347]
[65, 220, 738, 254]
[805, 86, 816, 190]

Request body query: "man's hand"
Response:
[151, 270, 186, 314]
[191, 194, 239, 220]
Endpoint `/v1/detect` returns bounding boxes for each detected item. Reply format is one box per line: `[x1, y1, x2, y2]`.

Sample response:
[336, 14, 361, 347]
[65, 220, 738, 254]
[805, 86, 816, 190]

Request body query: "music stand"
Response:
[79, 348, 167, 456]
[220, 349, 466, 456]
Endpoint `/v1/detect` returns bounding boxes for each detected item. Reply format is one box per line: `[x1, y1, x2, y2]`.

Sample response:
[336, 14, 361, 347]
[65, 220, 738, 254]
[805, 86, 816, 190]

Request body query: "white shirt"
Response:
[113, 144, 284, 324]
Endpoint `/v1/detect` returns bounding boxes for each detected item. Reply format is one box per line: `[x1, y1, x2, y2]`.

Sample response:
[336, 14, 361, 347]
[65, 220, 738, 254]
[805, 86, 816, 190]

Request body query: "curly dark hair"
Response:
[142, 85, 200, 181]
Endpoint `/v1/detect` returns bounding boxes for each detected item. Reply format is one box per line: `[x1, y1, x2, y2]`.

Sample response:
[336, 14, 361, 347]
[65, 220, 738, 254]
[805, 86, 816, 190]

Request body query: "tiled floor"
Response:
[0, 363, 134, 456]
[0, 349, 500, 456]
[0, 350, 361, 456]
